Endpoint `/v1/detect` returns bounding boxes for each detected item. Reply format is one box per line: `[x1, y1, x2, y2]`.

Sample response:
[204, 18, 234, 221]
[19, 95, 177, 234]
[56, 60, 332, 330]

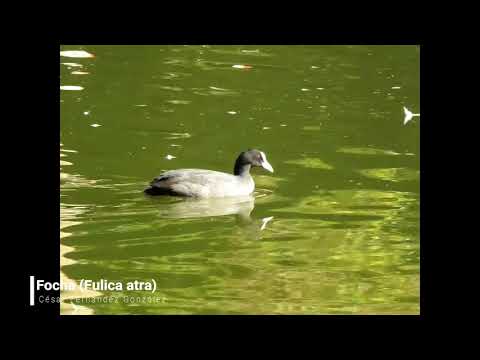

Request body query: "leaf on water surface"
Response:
[285, 158, 334, 170]
[60, 50, 95, 58]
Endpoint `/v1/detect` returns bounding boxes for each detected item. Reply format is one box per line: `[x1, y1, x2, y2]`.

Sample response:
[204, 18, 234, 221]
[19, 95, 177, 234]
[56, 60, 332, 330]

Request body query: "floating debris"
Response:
[280, 124, 287, 127]
[90, 123, 101, 127]
[311, 65, 319, 69]
[83, 111, 90, 116]
[164, 132, 191, 140]
[260, 216, 274, 231]
[232, 64, 253, 69]
[165, 154, 176, 160]
[60, 85, 84, 91]
[301, 88, 310, 91]
[60, 50, 95, 58]
[403, 106, 420, 125]
[262, 126, 271, 130]
[160, 86, 184, 93]
[61, 62, 83, 67]
[166, 100, 191, 105]
[391, 86, 401, 89]
[316, 87, 325, 90]
[227, 111, 237, 115]
[71, 71, 89, 75]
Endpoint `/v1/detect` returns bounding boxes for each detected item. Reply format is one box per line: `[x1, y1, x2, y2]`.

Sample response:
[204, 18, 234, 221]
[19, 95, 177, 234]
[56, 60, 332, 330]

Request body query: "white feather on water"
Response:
[403, 106, 420, 125]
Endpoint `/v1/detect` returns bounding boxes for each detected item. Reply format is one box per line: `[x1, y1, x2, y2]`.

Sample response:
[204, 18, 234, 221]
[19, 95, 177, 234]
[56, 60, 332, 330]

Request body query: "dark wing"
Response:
[150, 174, 174, 186]
[144, 169, 236, 197]
[144, 173, 181, 196]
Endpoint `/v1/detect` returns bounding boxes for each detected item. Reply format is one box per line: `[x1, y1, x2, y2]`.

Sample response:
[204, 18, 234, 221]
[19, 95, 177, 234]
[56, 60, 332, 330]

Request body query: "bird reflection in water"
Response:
[149, 194, 274, 234]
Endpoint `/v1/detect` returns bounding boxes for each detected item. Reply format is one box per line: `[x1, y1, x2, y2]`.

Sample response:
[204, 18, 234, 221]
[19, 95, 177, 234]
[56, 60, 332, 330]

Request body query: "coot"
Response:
[144, 149, 274, 197]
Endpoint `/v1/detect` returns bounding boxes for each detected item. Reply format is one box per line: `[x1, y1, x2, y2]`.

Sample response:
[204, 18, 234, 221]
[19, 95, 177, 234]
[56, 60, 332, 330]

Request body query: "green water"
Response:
[60, 45, 420, 315]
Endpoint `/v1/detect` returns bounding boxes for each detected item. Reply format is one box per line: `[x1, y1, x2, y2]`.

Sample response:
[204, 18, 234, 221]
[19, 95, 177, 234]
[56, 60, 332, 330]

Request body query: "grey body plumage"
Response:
[144, 149, 274, 198]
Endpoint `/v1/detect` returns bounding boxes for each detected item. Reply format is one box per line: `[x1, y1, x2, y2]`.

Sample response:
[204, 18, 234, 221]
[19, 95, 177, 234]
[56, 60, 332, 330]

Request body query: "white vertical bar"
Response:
[30, 276, 35, 306]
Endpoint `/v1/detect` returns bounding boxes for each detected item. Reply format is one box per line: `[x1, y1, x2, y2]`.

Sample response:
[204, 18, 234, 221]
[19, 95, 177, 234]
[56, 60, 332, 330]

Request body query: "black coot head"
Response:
[234, 149, 274, 175]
